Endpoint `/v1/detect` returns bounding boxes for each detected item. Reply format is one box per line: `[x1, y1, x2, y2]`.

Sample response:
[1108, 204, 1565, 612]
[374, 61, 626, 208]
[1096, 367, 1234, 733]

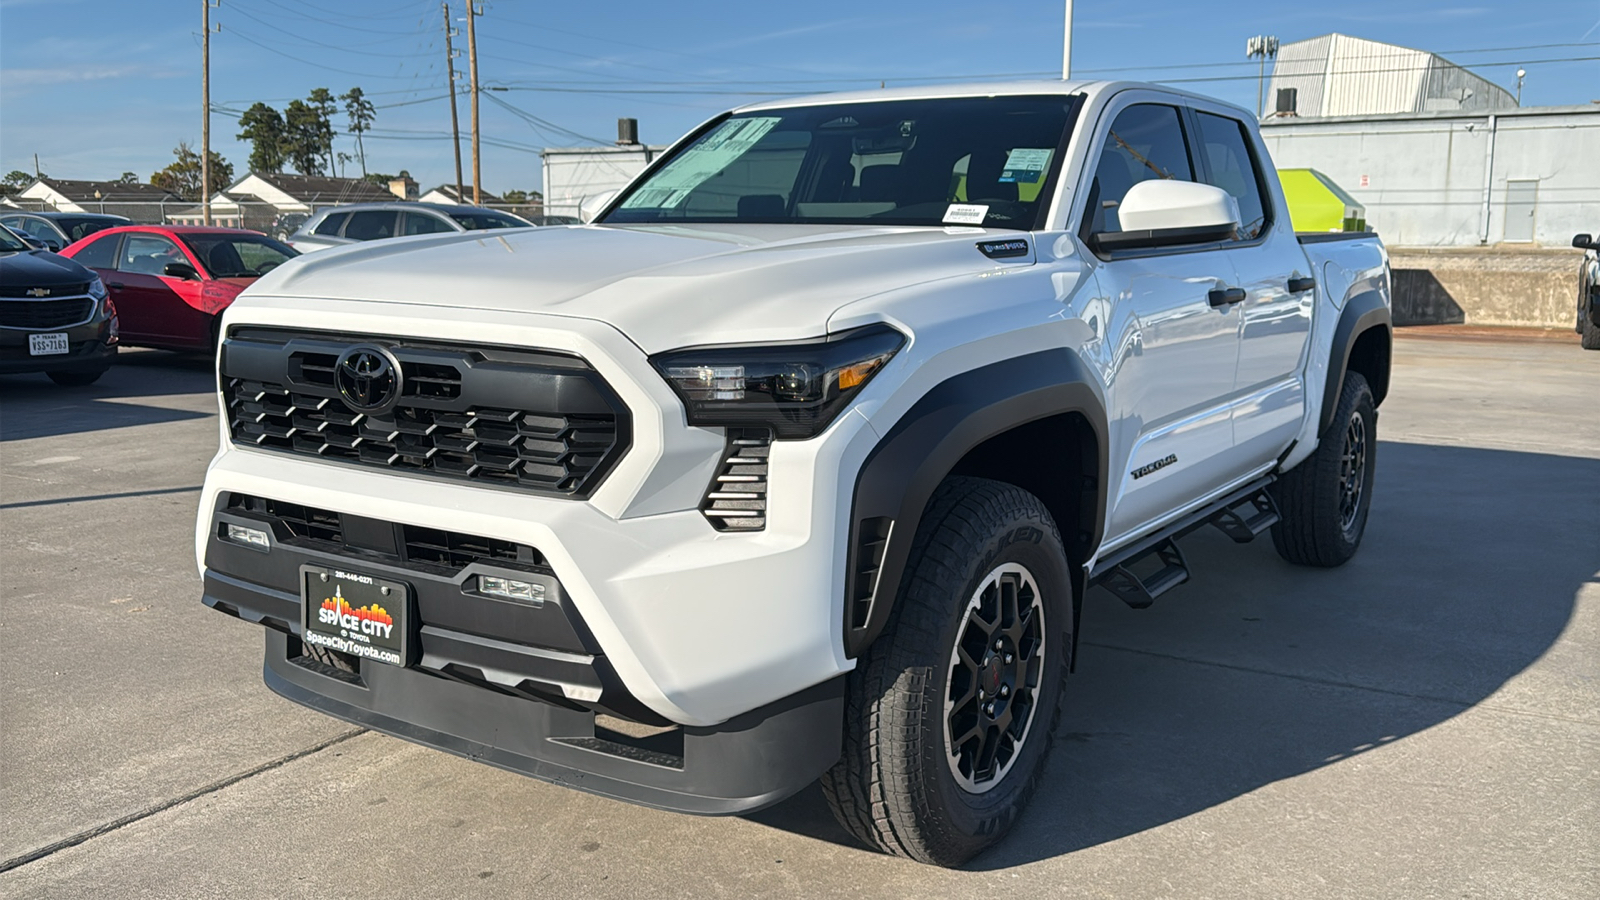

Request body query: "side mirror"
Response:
[579, 189, 619, 224]
[21, 236, 47, 250]
[163, 262, 201, 281]
[1574, 233, 1595, 250]
[1091, 180, 1241, 253]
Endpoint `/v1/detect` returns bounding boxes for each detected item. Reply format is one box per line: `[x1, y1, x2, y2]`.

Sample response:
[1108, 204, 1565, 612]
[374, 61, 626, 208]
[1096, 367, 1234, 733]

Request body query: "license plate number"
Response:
[28, 333, 69, 356]
[301, 566, 412, 666]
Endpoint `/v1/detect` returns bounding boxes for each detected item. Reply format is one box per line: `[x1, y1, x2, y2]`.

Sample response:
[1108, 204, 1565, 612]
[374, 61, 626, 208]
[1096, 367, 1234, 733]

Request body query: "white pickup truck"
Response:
[196, 80, 1391, 866]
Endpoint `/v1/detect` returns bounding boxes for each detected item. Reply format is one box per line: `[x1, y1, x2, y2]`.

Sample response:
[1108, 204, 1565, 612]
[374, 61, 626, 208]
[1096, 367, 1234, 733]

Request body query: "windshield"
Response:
[449, 211, 531, 231]
[604, 95, 1081, 231]
[0, 225, 30, 252]
[179, 234, 299, 278]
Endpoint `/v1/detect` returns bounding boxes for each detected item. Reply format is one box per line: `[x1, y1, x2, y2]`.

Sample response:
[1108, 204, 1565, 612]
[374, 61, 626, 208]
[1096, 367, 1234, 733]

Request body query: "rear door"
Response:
[342, 210, 399, 243]
[1082, 99, 1246, 545]
[1189, 105, 1313, 469]
[112, 233, 209, 345]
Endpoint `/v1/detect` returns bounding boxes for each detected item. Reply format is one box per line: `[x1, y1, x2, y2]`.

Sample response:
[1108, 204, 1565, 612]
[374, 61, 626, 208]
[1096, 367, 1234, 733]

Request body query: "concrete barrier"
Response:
[1389, 246, 1584, 329]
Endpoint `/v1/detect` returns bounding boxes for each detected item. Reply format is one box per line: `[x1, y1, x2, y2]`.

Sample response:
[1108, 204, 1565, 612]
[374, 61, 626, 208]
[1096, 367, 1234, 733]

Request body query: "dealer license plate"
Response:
[28, 332, 69, 356]
[301, 566, 412, 666]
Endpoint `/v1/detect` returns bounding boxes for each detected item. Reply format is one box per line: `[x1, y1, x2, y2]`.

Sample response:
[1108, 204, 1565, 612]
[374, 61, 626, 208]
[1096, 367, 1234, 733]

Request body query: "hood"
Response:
[243, 224, 1031, 352]
[0, 248, 94, 291]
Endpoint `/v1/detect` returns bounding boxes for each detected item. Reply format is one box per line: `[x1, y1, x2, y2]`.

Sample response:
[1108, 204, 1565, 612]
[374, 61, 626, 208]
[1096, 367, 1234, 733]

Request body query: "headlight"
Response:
[651, 323, 905, 439]
[87, 274, 107, 300]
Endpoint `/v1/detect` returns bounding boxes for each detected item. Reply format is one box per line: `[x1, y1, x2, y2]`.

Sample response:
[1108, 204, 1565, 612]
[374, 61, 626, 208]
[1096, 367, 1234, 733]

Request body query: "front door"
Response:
[113, 233, 208, 345]
[1084, 102, 1244, 545]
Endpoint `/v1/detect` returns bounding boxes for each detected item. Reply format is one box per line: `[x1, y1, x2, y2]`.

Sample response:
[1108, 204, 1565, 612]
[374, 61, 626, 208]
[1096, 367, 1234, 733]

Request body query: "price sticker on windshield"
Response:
[999, 148, 1053, 184]
[943, 204, 989, 226]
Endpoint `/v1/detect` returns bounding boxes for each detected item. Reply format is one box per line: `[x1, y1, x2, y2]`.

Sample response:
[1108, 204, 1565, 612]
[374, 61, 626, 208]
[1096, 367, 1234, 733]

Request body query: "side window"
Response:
[343, 211, 397, 241]
[11, 217, 59, 243]
[402, 212, 454, 236]
[1086, 104, 1194, 235]
[313, 212, 350, 236]
[119, 234, 185, 276]
[74, 233, 121, 269]
[1194, 112, 1269, 240]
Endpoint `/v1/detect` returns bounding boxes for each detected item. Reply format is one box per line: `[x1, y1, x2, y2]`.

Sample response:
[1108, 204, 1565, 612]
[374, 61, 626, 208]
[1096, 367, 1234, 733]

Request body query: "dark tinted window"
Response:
[180, 235, 297, 277]
[4, 216, 62, 245]
[73, 233, 121, 268]
[1086, 104, 1194, 235]
[55, 217, 124, 242]
[605, 96, 1079, 230]
[120, 234, 185, 276]
[403, 212, 455, 235]
[447, 211, 529, 230]
[343, 210, 397, 241]
[1194, 111, 1269, 240]
[0, 226, 29, 252]
[313, 211, 350, 236]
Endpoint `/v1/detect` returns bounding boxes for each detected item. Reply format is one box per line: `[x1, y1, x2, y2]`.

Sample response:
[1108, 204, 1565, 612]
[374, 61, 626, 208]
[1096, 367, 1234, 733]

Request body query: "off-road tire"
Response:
[47, 368, 106, 387]
[821, 477, 1072, 867]
[1580, 307, 1600, 350]
[1270, 371, 1376, 567]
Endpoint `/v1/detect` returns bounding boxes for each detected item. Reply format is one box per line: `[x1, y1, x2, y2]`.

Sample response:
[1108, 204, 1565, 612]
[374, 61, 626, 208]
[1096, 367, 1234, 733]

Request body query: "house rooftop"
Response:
[35, 177, 181, 201]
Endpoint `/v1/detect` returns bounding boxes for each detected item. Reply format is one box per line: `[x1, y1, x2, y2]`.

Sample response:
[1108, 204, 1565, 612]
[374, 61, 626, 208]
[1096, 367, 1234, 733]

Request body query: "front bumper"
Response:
[0, 317, 115, 375]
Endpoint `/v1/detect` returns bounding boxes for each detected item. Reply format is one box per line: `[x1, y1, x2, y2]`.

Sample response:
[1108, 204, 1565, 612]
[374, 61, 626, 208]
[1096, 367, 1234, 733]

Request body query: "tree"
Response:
[282, 99, 326, 175]
[116, 172, 140, 185]
[150, 142, 234, 201]
[308, 87, 339, 174]
[237, 102, 287, 173]
[1, 170, 39, 195]
[341, 86, 376, 178]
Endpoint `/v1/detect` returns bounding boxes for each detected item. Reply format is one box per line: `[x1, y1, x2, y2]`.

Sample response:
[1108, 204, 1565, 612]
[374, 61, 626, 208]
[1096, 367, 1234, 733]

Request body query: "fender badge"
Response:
[977, 239, 1029, 259]
[1131, 454, 1177, 480]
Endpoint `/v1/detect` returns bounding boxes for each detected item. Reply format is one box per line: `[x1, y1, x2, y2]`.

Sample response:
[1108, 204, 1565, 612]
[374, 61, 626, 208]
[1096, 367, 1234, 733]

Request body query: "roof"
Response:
[240, 172, 396, 203]
[0, 211, 130, 222]
[423, 184, 501, 203]
[34, 177, 181, 201]
[310, 201, 511, 214]
[91, 224, 269, 236]
[731, 79, 1253, 118]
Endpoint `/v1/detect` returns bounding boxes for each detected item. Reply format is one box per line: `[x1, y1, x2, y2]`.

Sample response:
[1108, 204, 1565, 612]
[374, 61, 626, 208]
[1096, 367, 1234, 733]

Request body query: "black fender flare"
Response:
[842, 349, 1108, 658]
[1319, 290, 1393, 435]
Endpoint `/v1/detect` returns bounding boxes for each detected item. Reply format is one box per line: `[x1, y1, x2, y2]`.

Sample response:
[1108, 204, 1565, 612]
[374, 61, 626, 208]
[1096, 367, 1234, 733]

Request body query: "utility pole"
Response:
[202, 0, 217, 224]
[1061, 0, 1073, 79]
[443, 3, 465, 201]
[1246, 35, 1279, 119]
[465, 1, 482, 206]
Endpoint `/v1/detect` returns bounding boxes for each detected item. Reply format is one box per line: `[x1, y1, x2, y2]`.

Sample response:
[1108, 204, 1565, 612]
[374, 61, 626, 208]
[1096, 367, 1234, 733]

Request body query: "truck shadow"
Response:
[748, 441, 1598, 868]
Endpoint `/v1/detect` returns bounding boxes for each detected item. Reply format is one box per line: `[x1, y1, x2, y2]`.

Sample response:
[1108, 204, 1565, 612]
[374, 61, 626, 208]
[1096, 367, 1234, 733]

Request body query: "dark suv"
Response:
[0, 225, 117, 386]
[1575, 233, 1599, 350]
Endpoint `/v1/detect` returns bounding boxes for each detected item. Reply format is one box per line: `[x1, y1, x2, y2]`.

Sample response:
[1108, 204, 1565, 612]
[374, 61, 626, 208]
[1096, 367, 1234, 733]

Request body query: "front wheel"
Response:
[1581, 304, 1600, 350]
[1270, 371, 1377, 567]
[822, 477, 1071, 867]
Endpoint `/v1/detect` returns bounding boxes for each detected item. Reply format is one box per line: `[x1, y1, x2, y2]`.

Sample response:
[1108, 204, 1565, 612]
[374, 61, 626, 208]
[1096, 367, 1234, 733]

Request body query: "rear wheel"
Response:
[1581, 305, 1600, 350]
[47, 368, 106, 387]
[822, 477, 1071, 867]
[1270, 371, 1376, 567]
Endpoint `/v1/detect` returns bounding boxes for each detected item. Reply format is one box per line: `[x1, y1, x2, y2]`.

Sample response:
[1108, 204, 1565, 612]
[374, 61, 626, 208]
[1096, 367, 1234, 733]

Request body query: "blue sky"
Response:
[3, 0, 1596, 195]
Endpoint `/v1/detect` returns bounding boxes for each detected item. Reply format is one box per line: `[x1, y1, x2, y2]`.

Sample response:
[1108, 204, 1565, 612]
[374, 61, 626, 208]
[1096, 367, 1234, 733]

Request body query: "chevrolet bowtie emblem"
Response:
[26, 287, 50, 297]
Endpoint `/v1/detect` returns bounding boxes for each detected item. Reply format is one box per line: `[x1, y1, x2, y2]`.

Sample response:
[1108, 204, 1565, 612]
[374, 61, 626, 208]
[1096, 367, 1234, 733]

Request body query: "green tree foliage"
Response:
[237, 102, 287, 173]
[501, 189, 542, 203]
[282, 99, 325, 175]
[116, 172, 140, 185]
[341, 86, 376, 178]
[1, 170, 39, 195]
[150, 142, 234, 201]
[308, 87, 339, 174]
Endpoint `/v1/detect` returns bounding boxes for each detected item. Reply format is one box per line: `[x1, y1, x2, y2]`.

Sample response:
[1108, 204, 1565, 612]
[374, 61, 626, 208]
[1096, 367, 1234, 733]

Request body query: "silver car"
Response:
[286, 202, 534, 252]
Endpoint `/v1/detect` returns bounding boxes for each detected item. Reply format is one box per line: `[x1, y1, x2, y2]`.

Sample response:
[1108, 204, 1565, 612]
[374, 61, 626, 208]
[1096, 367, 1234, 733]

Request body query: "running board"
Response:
[1208, 490, 1280, 543]
[1088, 476, 1276, 609]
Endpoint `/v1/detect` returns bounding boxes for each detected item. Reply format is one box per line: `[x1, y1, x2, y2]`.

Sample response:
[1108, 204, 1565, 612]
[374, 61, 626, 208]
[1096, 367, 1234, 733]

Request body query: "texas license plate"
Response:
[301, 566, 412, 666]
[28, 332, 69, 356]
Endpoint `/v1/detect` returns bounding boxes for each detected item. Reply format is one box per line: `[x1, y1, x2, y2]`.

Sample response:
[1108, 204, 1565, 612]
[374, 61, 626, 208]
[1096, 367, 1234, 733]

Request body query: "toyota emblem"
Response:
[334, 345, 401, 413]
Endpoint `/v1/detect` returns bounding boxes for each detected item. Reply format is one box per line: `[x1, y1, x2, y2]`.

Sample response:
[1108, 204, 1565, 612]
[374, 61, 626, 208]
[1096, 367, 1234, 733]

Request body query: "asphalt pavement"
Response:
[2, 336, 1596, 898]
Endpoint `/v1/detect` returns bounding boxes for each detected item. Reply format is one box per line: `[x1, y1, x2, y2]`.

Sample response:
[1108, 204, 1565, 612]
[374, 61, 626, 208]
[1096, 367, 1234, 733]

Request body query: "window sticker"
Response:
[620, 117, 783, 209]
[998, 148, 1053, 184]
[943, 204, 989, 225]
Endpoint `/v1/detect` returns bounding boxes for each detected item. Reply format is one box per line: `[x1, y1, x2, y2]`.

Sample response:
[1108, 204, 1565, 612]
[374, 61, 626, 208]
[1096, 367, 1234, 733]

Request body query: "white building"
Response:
[541, 145, 667, 220]
[1267, 33, 1516, 119]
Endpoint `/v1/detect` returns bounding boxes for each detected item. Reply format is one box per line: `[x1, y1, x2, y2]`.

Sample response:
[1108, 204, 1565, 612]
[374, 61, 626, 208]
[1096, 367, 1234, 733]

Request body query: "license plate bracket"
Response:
[301, 565, 413, 667]
[28, 332, 69, 356]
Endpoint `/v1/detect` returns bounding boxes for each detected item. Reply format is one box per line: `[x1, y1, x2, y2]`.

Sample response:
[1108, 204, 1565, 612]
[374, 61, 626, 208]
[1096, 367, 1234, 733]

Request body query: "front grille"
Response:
[0, 298, 94, 329]
[227, 493, 544, 572]
[222, 329, 629, 498]
[701, 429, 771, 531]
[0, 283, 89, 299]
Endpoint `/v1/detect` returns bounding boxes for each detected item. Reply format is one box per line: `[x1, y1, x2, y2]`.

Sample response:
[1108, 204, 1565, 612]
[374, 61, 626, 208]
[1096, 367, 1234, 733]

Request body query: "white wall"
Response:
[1261, 107, 1600, 247]
[541, 147, 667, 219]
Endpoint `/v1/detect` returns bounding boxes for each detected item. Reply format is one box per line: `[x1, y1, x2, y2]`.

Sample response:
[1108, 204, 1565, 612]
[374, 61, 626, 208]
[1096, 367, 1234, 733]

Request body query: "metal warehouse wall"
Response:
[1260, 106, 1600, 247]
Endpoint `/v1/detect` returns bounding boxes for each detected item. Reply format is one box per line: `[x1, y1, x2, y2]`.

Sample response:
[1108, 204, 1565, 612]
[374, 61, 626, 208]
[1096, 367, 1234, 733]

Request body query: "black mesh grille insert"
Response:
[0, 298, 94, 329]
[221, 329, 629, 498]
[702, 429, 770, 531]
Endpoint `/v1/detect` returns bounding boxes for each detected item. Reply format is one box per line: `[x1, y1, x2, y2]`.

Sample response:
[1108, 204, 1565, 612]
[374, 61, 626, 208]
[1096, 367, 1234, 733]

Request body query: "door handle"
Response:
[107, 282, 125, 290]
[1208, 287, 1246, 307]
[1288, 276, 1317, 294]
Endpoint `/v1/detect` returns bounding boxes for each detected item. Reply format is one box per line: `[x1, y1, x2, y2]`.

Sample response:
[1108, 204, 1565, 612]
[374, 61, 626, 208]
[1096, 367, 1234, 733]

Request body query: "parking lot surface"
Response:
[2, 335, 1596, 898]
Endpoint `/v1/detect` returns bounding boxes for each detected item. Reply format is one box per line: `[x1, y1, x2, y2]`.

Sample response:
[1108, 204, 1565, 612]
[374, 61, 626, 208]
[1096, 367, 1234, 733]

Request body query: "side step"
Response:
[1096, 538, 1189, 609]
[1208, 490, 1280, 543]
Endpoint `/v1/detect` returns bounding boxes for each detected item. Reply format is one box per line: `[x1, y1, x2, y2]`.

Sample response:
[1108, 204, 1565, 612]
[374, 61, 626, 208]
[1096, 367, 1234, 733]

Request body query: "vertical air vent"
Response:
[849, 517, 893, 629]
[702, 428, 771, 531]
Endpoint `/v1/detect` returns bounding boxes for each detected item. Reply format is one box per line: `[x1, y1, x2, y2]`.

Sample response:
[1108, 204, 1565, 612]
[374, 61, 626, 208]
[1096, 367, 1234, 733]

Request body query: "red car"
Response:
[59, 225, 298, 350]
